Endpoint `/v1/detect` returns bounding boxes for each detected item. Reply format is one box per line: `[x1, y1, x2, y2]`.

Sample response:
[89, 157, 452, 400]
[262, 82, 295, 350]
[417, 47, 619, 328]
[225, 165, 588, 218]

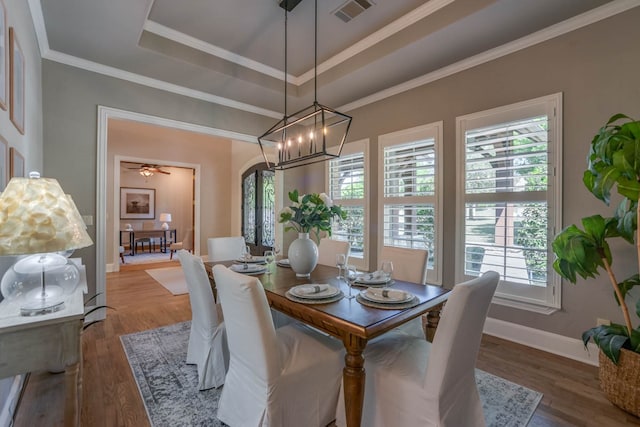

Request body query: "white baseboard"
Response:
[0, 375, 25, 427]
[484, 317, 600, 366]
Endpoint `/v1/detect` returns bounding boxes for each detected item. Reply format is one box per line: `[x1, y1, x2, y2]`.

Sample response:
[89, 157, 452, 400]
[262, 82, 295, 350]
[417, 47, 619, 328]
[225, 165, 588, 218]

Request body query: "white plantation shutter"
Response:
[327, 144, 367, 266]
[379, 123, 442, 284]
[456, 94, 562, 312]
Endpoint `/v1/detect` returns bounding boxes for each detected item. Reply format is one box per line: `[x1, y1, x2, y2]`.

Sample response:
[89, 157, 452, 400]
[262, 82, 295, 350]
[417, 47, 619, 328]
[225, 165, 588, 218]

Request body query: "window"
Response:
[379, 123, 443, 284]
[456, 93, 562, 312]
[327, 140, 368, 270]
[242, 163, 275, 255]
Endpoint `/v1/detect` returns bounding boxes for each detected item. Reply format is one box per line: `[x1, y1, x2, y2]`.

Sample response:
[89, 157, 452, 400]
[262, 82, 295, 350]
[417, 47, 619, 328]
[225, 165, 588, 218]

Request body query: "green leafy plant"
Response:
[552, 114, 640, 364]
[278, 190, 347, 241]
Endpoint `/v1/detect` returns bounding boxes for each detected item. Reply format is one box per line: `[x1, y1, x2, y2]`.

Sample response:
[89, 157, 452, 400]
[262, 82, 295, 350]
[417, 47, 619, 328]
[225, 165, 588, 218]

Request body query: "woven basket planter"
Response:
[599, 348, 640, 417]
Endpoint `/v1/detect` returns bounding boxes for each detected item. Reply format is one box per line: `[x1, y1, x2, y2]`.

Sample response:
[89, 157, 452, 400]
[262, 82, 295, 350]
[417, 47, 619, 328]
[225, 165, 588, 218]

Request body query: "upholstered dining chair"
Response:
[380, 246, 429, 285]
[207, 236, 246, 262]
[317, 238, 350, 267]
[212, 264, 344, 427]
[177, 250, 229, 390]
[380, 246, 431, 337]
[335, 271, 500, 427]
[169, 229, 193, 260]
[134, 221, 155, 253]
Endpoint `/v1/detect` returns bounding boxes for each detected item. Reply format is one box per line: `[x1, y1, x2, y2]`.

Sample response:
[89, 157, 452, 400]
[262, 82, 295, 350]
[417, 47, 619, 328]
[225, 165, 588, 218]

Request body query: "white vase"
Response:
[288, 233, 318, 278]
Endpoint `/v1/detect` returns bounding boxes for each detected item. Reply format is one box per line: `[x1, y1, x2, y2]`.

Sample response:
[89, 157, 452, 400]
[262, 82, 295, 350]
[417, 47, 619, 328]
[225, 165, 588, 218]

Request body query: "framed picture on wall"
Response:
[0, 135, 7, 190]
[0, 0, 7, 111]
[120, 187, 156, 219]
[9, 146, 23, 178]
[9, 27, 24, 134]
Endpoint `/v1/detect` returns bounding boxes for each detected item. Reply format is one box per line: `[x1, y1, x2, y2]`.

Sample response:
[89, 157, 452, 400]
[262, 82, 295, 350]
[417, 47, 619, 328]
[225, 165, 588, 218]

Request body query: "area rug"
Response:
[144, 267, 188, 295]
[121, 322, 543, 427]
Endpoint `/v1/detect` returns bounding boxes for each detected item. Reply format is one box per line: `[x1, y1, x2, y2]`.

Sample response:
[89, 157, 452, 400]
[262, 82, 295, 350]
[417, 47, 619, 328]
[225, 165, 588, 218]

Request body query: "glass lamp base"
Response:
[19, 285, 66, 316]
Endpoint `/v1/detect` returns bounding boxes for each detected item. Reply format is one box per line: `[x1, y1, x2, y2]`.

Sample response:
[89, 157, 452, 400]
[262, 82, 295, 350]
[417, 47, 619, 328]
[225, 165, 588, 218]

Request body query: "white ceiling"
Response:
[33, 0, 633, 120]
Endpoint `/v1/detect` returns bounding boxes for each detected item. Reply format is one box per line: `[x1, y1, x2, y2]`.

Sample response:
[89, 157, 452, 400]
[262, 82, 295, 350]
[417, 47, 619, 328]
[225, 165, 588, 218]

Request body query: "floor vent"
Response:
[333, 0, 375, 23]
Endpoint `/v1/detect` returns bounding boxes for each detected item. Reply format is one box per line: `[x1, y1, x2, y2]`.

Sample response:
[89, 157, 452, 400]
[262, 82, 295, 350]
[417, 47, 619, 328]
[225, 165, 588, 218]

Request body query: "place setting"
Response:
[276, 258, 290, 268]
[342, 261, 420, 309]
[285, 283, 344, 304]
[352, 260, 395, 288]
[230, 245, 268, 275]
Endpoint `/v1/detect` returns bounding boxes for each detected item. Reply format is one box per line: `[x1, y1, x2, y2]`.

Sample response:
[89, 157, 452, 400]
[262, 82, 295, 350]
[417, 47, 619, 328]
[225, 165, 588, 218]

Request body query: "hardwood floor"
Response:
[12, 262, 640, 426]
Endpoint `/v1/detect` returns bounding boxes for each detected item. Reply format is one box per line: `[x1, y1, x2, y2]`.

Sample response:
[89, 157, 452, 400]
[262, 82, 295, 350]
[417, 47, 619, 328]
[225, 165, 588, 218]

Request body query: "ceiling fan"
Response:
[127, 164, 171, 176]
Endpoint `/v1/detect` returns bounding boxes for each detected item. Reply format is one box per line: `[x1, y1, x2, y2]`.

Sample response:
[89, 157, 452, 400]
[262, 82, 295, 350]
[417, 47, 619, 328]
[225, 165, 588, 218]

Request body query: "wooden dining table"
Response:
[204, 260, 450, 427]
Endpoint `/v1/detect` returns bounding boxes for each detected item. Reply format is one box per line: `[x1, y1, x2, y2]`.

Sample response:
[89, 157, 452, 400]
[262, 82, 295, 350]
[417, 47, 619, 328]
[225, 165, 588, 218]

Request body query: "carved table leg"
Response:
[425, 302, 445, 343]
[64, 361, 80, 427]
[343, 335, 368, 427]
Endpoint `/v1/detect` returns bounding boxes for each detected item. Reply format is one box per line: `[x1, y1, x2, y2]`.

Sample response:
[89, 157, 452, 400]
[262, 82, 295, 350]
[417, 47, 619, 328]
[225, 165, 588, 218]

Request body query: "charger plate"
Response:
[290, 284, 340, 299]
[356, 293, 420, 310]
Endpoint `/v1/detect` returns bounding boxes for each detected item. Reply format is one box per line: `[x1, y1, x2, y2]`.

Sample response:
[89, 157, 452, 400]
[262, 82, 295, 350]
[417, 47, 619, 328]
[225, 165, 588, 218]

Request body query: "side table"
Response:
[0, 265, 87, 426]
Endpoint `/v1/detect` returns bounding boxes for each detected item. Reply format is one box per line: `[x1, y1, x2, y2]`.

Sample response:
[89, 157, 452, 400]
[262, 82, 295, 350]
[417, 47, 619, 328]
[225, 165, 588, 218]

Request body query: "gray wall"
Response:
[335, 9, 640, 339]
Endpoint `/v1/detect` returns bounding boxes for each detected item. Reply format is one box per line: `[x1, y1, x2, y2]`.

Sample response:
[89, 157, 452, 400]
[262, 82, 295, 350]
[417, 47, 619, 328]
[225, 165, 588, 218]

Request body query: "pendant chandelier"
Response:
[258, 0, 352, 171]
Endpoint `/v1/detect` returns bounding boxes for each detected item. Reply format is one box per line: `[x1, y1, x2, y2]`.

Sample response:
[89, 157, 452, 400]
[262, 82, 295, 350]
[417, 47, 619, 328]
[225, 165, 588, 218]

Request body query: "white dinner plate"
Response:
[290, 284, 340, 300]
[230, 263, 267, 274]
[361, 288, 413, 304]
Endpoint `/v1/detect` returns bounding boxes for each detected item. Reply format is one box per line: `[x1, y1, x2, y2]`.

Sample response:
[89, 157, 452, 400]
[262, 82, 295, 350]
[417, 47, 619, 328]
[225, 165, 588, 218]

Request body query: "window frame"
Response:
[378, 122, 443, 285]
[326, 139, 369, 271]
[455, 93, 563, 313]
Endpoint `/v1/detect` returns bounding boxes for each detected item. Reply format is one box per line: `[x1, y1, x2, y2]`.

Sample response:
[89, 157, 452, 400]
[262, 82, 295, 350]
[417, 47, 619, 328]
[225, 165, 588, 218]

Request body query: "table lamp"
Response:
[0, 172, 93, 316]
[159, 213, 172, 230]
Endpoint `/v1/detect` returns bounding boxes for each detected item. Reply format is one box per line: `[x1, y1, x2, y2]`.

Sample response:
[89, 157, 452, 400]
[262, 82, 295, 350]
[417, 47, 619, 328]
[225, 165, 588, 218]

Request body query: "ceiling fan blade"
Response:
[156, 169, 171, 174]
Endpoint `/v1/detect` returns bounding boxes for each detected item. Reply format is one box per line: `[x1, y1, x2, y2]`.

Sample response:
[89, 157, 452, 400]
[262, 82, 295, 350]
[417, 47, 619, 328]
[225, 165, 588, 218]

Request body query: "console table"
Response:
[120, 229, 176, 255]
[0, 265, 87, 427]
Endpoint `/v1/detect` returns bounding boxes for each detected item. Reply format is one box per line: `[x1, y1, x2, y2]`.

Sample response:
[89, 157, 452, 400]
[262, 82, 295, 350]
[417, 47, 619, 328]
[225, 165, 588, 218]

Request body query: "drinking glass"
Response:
[264, 250, 275, 275]
[335, 254, 346, 280]
[344, 264, 357, 299]
[381, 260, 394, 285]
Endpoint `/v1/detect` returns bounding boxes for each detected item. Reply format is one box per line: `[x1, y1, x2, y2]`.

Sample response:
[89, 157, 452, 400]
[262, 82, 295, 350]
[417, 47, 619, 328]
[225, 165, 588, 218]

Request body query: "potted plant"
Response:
[279, 190, 347, 277]
[552, 113, 640, 415]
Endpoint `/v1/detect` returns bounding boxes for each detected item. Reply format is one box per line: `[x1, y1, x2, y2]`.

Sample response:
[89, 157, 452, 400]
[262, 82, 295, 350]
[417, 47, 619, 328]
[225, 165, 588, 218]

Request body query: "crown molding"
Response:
[28, 0, 640, 119]
[44, 49, 282, 119]
[143, 0, 453, 87]
[143, 20, 291, 83]
[338, 0, 640, 112]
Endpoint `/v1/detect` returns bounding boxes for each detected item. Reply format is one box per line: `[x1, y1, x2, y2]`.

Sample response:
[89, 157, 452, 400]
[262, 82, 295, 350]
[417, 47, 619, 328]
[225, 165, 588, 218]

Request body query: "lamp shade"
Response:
[0, 172, 93, 256]
[159, 213, 172, 222]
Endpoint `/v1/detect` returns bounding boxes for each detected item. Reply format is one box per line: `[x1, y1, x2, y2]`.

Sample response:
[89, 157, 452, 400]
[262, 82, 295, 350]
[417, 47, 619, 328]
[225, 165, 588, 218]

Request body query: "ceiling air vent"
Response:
[332, 0, 375, 23]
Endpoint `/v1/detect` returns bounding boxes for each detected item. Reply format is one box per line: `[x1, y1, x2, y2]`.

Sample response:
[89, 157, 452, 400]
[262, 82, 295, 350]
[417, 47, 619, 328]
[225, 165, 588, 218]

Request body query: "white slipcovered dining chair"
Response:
[177, 250, 229, 390]
[207, 236, 246, 262]
[317, 238, 350, 267]
[336, 271, 500, 427]
[212, 264, 344, 427]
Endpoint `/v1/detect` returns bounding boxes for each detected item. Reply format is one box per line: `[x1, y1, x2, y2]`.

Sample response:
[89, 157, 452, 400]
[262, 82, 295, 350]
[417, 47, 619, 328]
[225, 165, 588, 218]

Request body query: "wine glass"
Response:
[241, 245, 251, 269]
[335, 254, 346, 280]
[344, 264, 357, 299]
[381, 260, 394, 287]
[264, 250, 275, 275]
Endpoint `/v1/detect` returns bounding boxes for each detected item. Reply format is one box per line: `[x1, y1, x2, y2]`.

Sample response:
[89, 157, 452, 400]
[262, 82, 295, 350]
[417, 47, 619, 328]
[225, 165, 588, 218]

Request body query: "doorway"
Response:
[242, 163, 276, 255]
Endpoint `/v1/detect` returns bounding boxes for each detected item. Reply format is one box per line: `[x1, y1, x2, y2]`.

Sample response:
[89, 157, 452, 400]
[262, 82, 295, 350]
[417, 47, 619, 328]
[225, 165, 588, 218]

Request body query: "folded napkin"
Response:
[298, 284, 330, 296]
[366, 288, 409, 301]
